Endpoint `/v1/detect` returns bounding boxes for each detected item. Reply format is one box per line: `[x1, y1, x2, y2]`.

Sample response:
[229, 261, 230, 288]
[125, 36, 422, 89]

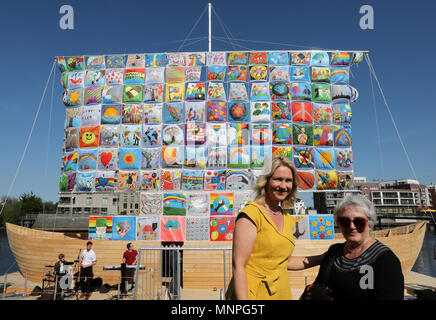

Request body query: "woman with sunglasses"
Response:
[313, 194, 404, 300]
[225, 155, 327, 300]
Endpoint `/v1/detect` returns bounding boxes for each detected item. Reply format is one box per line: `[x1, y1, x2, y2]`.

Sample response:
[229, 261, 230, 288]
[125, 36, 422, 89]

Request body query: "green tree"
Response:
[19, 192, 43, 214]
[1, 192, 58, 226]
[0, 196, 21, 226]
[42, 201, 57, 213]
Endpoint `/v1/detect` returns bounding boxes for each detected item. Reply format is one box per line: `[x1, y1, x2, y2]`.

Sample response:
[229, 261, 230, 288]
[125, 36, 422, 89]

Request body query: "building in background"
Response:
[314, 178, 433, 215]
[118, 192, 140, 215]
[57, 193, 119, 215]
[427, 184, 436, 210]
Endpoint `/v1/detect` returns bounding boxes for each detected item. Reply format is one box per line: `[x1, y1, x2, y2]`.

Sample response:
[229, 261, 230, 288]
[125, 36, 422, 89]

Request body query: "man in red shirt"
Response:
[121, 243, 138, 296]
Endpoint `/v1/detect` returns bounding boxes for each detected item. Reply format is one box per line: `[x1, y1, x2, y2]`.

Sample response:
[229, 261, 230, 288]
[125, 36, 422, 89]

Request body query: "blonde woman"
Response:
[226, 155, 325, 300]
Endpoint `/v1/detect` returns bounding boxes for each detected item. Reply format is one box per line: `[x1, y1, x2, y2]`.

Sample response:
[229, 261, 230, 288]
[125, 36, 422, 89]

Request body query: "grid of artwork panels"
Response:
[59, 51, 362, 194]
[89, 191, 253, 241]
[88, 195, 335, 241]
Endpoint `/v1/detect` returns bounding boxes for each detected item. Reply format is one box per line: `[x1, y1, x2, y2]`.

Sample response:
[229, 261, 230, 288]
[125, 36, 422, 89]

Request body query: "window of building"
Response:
[382, 192, 398, 199]
[135, 203, 139, 209]
[84, 207, 91, 215]
[113, 198, 117, 205]
[86, 197, 92, 206]
[101, 208, 107, 215]
[59, 197, 71, 204]
[102, 197, 108, 205]
[383, 199, 399, 205]
[73, 208, 81, 215]
[123, 203, 127, 209]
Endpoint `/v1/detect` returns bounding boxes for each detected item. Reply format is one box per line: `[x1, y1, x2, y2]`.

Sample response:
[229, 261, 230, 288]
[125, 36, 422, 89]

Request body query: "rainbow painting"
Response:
[163, 193, 187, 216]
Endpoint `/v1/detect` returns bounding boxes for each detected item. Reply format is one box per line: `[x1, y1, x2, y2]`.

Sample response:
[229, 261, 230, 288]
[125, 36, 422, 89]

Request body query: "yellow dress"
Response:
[226, 201, 296, 300]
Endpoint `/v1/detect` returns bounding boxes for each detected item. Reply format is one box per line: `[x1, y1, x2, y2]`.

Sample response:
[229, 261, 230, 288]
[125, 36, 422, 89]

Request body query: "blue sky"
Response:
[0, 0, 435, 206]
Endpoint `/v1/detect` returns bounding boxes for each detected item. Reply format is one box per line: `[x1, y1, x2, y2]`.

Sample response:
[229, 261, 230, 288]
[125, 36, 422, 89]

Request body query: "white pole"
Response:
[208, 3, 212, 52]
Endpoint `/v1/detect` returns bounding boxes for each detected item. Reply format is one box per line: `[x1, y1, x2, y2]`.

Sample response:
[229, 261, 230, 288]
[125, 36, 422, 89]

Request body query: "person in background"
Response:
[79, 241, 97, 300]
[54, 253, 74, 279]
[121, 243, 138, 296]
[226, 155, 326, 300]
[313, 194, 404, 300]
[54, 253, 75, 295]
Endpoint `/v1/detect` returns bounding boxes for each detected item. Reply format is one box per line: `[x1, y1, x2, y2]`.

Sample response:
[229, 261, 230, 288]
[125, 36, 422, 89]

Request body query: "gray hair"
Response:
[334, 194, 377, 229]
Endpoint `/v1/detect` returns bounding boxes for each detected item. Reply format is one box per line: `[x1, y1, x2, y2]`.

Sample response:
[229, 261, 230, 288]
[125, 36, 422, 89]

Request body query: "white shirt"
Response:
[81, 249, 97, 267]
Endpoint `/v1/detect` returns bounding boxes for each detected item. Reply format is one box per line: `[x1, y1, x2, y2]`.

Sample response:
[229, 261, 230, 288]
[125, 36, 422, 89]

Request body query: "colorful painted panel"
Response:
[309, 215, 335, 240]
[228, 146, 250, 168]
[163, 193, 187, 216]
[316, 170, 338, 190]
[112, 216, 136, 241]
[160, 169, 182, 191]
[210, 217, 235, 241]
[251, 101, 271, 122]
[226, 169, 251, 190]
[186, 217, 209, 241]
[76, 171, 95, 192]
[181, 169, 204, 191]
[139, 170, 160, 191]
[314, 147, 335, 170]
[313, 125, 333, 146]
[89, 216, 113, 240]
[116, 171, 138, 192]
[137, 216, 160, 240]
[296, 170, 315, 191]
[161, 216, 185, 242]
[95, 170, 116, 192]
[210, 193, 233, 216]
[140, 193, 163, 215]
[204, 169, 226, 191]
[293, 215, 310, 240]
[187, 193, 210, 216]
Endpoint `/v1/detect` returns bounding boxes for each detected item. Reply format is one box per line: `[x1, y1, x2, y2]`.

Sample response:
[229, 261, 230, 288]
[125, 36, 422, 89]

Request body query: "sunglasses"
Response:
[337, 217, 368, 229]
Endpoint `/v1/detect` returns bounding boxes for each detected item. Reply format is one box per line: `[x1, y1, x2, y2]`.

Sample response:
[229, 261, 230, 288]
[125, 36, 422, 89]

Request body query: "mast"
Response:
[208, 3, 212, 52]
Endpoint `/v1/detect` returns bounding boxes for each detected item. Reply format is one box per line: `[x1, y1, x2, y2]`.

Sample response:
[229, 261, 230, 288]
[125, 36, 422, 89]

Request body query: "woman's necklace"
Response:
[263, 204, 282, 215]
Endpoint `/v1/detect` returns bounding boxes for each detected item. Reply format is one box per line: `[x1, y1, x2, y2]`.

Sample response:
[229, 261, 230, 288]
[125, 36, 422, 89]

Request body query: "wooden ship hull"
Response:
[6, 221, 427, 296]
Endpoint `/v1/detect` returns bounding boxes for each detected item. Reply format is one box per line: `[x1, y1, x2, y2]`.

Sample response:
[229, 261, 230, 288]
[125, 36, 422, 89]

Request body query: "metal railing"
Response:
[132, 246, 232, 300]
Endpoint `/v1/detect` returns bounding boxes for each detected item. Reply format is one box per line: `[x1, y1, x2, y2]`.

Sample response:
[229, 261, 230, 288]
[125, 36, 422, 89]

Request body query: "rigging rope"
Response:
[173, 37, 209, 52]
[212, 37, 253, 51]
[211, 6, 237, 51]
[212, 36, 338, 51]
[367, 54, 385, 181]
[0, 60, 57, 217]
[177, 4, 208, 52]
[365, 54, 418, 181]
[43, 62, 56, 216]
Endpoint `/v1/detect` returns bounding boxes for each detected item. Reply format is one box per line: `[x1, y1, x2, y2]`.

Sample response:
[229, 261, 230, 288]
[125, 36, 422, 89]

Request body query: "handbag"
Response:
[299, 245, 339, 300]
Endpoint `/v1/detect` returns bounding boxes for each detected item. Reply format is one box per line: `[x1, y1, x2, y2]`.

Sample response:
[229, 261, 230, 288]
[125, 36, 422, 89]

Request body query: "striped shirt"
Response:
[334, 240, 390, 272]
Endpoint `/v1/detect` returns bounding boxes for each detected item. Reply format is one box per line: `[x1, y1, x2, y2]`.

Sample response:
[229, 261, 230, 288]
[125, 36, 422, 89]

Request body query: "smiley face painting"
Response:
[79, 126, 100, 148]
